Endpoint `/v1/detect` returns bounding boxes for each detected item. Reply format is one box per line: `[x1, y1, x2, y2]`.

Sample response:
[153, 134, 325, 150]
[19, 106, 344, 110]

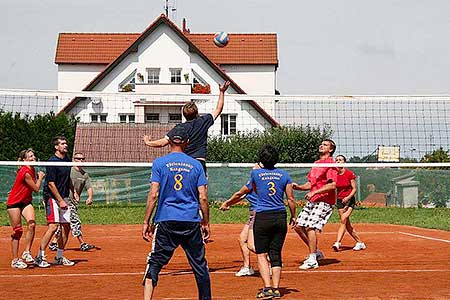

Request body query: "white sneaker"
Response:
[22, 251, 35, 263]
[53, 256, 75, 266]
[353, 242, 367, 251]
[299, 259, 319, 270]
[11, 258, 27, 269]
[235, 266, 255, 277]
[34, 255, 51, 268]
[316, 249, 325, 260]
[332, 242, 341, 252]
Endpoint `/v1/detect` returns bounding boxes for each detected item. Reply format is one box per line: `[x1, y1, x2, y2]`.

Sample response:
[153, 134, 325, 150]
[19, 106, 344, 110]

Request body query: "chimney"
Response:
[182, 18, 190, 34]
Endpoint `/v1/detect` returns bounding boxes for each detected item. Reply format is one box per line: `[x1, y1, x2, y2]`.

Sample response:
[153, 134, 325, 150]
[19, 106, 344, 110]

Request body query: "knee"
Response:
[268, 249, 282, 268]
[11, 225, 23, 240]
[144, 263, 161, 287]
[340, 217, 348, 225]
[27, 220, 36, 231]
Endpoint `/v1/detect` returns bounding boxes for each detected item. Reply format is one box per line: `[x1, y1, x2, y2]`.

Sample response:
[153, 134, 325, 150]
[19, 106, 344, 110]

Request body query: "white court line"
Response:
[398, 232, 450, 243]
[1, 268, 449, 278]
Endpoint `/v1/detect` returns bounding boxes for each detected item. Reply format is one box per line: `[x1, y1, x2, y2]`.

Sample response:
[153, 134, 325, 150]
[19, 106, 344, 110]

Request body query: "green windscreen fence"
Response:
[1, 166, 449, 208]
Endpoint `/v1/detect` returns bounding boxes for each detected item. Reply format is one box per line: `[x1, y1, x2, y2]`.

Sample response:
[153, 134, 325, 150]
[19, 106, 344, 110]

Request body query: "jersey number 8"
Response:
[174, 174, 183, 191]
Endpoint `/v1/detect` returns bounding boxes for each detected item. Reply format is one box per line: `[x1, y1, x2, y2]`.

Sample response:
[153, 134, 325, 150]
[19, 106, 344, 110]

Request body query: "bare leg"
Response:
[21, 204, 36, 253]
[257, 253, 271, 287]
[294, 225, 309, 247]
[345, 212, 363, 243]
[143, 278, 154, 300]
[239, 224, 251, 267]
[335, 208, 347, 243]
[40, 223, 59, 251]
[247, 228, 255, 253]
[306, 228, 317, 254]
[7, 208, 22, 260]
[58, 223, 71, 249]
[271, 266, 282, 288]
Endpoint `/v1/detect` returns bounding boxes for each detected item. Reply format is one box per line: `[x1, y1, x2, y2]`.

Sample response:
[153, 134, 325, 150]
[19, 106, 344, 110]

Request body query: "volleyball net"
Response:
[1, 89, 450, 207]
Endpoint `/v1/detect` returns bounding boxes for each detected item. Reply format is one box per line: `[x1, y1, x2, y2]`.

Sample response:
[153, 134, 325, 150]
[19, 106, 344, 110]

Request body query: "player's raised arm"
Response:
[143, 135, 170, 148]
[212, 81, 230, 120]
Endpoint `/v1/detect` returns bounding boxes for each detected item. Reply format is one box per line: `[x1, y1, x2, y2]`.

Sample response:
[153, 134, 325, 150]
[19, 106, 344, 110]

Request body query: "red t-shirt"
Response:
[307, 157, 338, 205]
[7, 166, 35, 206]
[336, 169, 356, 200]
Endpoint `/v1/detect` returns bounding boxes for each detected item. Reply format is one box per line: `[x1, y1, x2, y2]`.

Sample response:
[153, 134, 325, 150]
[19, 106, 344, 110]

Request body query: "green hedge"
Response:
[207, 125, 333, 163]
[0, 111, 76, 160]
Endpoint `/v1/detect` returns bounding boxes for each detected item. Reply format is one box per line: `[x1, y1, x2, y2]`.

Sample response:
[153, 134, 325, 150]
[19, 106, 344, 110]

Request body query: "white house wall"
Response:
[222, 64, 276, 116]
[58, 64, 104, 91]
[63, 23, 273, 132]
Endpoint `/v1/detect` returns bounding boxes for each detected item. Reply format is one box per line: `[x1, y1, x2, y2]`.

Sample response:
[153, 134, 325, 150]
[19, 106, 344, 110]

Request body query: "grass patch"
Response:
[0, 203, 449, 231]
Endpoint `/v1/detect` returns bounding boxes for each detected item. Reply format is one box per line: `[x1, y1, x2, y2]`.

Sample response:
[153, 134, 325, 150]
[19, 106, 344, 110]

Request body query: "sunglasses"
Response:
[74, 157, 85, 161]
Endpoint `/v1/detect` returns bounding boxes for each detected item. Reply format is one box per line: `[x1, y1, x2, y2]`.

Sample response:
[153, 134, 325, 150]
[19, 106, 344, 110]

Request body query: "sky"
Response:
[1, 0, 450, 95]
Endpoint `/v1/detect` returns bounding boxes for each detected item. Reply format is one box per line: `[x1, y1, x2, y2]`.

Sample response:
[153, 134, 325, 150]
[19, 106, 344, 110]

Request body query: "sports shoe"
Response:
[270, 289, 281, 299]
[332, 242, 341, 252]
[235, 266, 255, 277]
[80, 243, 95, 251]
[353, 242, 367, 251]
[22, 251, 35, 263]
[11, 258, 27, 269]
[48, 242, 58, 251]
[316, 249, 325, 260]
[256, 287, 273, 299]
[299, 259, 319, 270]
[34, 255, 51, 268]
[53, 256, 75, 266]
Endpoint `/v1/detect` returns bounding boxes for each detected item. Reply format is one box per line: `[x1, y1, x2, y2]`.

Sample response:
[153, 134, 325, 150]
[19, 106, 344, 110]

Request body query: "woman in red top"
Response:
[332, 155, 366, 252]
[7, 149, 45, 269]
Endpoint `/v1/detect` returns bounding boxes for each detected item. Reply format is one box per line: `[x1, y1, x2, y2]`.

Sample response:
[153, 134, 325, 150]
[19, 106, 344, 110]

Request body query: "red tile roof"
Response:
[361, 193, 387, 207]
[186, 33, 278, 65]
[55, 33, 140, 64]
[55, 33, 278, 65]
[74, 123, 172, 162]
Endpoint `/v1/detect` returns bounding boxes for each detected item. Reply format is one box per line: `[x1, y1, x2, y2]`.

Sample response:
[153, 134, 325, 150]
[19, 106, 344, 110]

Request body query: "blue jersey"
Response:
[246, 168, 291, 213]
[151, 152, 208, 223]
[244, 179, 258, 211]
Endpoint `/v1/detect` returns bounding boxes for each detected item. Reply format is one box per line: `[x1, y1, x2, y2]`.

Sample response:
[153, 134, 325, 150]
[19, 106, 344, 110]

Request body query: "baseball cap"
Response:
[166, 125, 189, 144]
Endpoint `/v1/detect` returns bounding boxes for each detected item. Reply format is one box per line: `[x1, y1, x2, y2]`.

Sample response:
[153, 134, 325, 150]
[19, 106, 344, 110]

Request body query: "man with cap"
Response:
[142, 125, 211, 300]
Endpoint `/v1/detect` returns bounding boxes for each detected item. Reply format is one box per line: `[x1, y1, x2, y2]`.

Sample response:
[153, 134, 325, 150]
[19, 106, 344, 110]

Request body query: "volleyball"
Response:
[213, 32, 229, 47]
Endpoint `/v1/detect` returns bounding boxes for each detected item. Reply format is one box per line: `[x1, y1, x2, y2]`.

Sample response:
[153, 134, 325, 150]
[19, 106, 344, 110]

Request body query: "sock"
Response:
[38, 249, 45, 257]
[56, 249, 64, 259]
[308, 253, 317, 261]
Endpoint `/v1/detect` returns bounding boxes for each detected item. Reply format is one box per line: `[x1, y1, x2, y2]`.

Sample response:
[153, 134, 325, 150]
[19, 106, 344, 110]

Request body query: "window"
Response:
[91, 114, 107, 123]
[170, 68, 182, 84]
[221, 114, 237, 135]
[169, 113, 182, 123]
[119, 114, 135, 123]
[119, 70, 136, 92]
[147, 68, 160, 84]
[145, 113, 160, 123]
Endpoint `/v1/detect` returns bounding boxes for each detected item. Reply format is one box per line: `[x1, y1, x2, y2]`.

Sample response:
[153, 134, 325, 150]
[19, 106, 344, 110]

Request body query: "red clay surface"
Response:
[0, 223, 449, 300]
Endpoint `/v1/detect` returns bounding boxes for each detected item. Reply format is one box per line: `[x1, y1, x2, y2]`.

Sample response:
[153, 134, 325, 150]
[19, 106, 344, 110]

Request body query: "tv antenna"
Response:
[164, 0, 177, 20]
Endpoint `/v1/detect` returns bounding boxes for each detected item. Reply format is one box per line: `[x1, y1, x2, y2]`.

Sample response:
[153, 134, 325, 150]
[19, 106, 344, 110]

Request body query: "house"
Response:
[54, 14, 279, 161]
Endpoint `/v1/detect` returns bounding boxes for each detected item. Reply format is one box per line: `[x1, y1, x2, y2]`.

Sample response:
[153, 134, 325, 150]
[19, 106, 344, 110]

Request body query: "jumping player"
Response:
[224, 145, 297, 299]
[143, 81, 230, 173]
[293, 139, 338, 270]
[142, 125, 211, 300]
[6, 149, 45, 268]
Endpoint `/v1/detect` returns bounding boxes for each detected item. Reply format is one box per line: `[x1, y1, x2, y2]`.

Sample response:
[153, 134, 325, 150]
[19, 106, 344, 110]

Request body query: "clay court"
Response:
[0, 223, 449, 300]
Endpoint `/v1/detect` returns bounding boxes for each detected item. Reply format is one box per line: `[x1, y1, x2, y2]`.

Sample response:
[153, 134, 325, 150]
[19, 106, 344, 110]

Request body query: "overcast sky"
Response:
[1, 0, 450, 94]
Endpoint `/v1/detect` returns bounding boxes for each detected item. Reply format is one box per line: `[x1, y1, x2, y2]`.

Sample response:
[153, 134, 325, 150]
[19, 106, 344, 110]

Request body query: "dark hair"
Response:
[336, 154, 347, 162]
[182, 102, 199, 121]
[323, 139, 336, 155]
[52, 135, 66, 147]
[258, 145, 279, 169]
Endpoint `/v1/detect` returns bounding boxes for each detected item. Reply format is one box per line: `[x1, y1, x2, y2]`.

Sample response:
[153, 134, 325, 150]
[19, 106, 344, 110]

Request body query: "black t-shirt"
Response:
[43, 155, 71, 200]
[178, 114, 214, 159]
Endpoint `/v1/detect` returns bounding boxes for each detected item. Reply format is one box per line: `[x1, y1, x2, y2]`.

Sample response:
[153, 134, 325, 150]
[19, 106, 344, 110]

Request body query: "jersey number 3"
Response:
[268, 181, 276, 196]
[174, 174, 183, 191]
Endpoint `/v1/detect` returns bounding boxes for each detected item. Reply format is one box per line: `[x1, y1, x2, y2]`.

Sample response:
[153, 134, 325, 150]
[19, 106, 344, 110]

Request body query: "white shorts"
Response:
[45, 197, 71, 224]
[296, 201, 333, 231]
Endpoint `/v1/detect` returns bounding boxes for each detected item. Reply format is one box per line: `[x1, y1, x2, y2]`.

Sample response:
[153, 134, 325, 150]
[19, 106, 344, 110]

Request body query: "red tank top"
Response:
[7, 166, 35, 206]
